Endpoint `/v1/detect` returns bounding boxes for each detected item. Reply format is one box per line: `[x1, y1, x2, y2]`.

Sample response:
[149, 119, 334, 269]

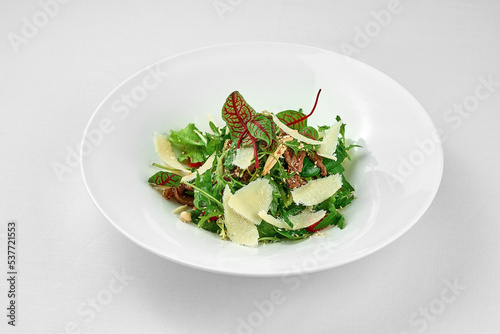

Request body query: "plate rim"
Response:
[81, 41, 444, 277]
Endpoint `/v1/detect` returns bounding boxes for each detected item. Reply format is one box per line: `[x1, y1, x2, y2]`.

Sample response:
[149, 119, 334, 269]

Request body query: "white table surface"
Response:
[1, 0, 499, 333]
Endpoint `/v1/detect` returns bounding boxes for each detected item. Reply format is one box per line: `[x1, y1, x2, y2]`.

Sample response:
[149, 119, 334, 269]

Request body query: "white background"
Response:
[1, 0, 499, 333]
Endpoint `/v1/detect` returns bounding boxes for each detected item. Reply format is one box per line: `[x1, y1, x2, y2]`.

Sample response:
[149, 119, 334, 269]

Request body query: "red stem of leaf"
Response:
[286, 89, 322, 127]
[236, 129, 248, 148]
[251, 137, 259, 169]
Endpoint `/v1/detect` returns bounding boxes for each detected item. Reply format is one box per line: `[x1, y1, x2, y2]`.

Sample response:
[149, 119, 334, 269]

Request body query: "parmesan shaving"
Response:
[258, 209, 326, 230]
[318, 154, 337, 161]
[291, 174, 343, 206]
[317, 121, 342, 160]
[233, 147, 254, 169]
[228, 179, 273, 225]
[154, 133, 189, 174]
[288, 209, 326, 229]
[266, 112, 322, 145]
[258, 211, 290, 229]
[172, 205, 189, 214]
[223, 185, 259, 247]
[181, 153, 216, 182]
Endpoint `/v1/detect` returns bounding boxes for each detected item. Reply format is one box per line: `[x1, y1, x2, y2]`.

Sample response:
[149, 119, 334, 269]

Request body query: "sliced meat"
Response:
[162, 183, 194, 207]
[241, 163, 256, 183]
[308, 152, 328, 177]
[283, 148, 307, 189]
[162, 187, 175, 200]
[172, 187, 194, 206]
[283, 149, 307, 173]
[286, 174, 307, 189]
[178, 183, 194, 192]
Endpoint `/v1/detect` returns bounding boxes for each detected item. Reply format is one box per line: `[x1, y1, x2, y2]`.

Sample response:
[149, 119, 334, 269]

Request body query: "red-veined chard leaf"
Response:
[221, 91, 257, 147]
[221, 91, 279, 169]
[148, 171, 182, 187]
[276, 110, 307, 131]
[247, 114, 274, 147]
[279, 89, 322, 129]
[300, 126, 319, 140]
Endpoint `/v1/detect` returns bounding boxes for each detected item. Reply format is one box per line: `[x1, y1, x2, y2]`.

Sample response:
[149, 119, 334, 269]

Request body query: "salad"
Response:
[148, 90, 359, 247]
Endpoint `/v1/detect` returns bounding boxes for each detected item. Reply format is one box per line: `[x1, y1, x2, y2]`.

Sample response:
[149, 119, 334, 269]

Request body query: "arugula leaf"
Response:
[317, 125, 330, 133]
[324, 154, 344, 173]
[283, 139, 318, 154]
[191, 171, 224, 211]
[197, 208, 223, 231]
[274, 227, 313, 240]
[205, 126, 225, 157]
[337, 216, 345, 229]
[223, 147, 237, 169]
[334, 188, 355, 209]
[257, 221, 277, 239]
[178, 148, 205, 164]
[209, 121, 221, 136]
[279, 203, 306, 228]
[168, 123, 211, 164]
[341, 174, 354, 192]
[169, 123, 206, 147]
[198, 219, 220, 233]
[193, 172, 213, 209]
[264, 177, 281, 216]
[300, 157, 321, 178]
[311, 211, 342, 230]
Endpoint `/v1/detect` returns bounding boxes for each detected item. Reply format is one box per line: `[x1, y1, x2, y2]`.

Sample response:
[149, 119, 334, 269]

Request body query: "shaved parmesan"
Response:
[154, 133, 189, 174]
[172, 204, 189, 214]
[317, 121, 342, 160]
[291, 174, 343, 206]
[258, 209, 326, 230]
[268, 112, 322, 145]
[233, 147, 254, 169]
[318, 154, 337, 161]
[258, 211, 290, 229]
[223, 185, 259, 247]
[181, 153, 216, 182]
[288, 209, 326, 229]
[207, 113, 218, 129]
[228, 179, 273, 225]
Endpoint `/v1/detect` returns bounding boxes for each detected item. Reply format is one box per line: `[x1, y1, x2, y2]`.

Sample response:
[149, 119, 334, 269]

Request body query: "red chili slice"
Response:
[306, 218, 324, 232]
[201, 211, 219, 221]
[189, 161, 203, 168]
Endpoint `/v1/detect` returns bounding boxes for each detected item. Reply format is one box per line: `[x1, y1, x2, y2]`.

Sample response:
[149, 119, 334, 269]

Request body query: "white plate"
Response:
[81, 42, 443, 277]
